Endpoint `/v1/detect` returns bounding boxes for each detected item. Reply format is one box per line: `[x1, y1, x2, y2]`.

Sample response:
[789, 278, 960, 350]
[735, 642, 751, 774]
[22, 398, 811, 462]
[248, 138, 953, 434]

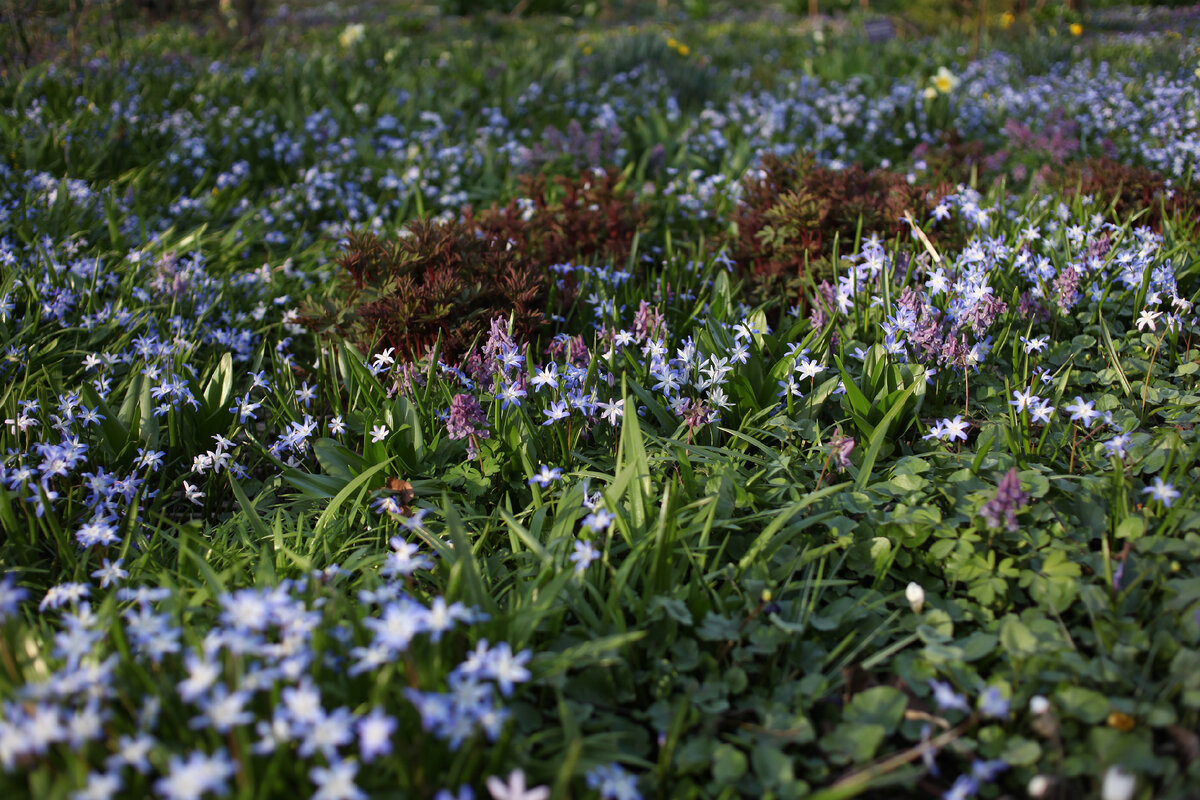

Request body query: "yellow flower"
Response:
[676, 44, 690, 56]
[582, 45, 593, 55]
[932, 66, 960, 94]
[666, 37, 679, 49]
[923, 86, 938, 101]
[1106, 711, 1135, 733]
[1001, 12, 1014, 29]
[1069, 23, 1083, 37]
[339, 23, 365, 48]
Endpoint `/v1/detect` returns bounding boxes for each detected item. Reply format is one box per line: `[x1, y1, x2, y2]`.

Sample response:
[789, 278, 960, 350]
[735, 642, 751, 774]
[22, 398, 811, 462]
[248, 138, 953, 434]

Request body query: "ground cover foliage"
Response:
[1, 4, 1200, 799]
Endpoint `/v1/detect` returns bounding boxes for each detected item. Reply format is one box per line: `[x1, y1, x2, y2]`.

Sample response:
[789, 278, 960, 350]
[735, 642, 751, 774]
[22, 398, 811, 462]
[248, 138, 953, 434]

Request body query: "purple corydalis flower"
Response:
[1053, 266, 1081, 313]
[1017, 292, 1050, 324]
[939, 334, 971, 371]
[828, 431, 855, 472]
[909, 315, 944, 363]
[446, 394, 490, 458]
[528, 118, 622, 171]
[960, 294, 1007, 338]
[149, 252, 191, 300]
[808, 280, 839, 331]
[895, 287, 945, 364]
[544, 333, 589, 366]
[1087, 233, 1113, 261]
[979, 468, 1028, 532]
[896, 286, 925, 317]
[482, 316, 514, 362]
[632, 300, 664, 343]
[681, 399, 712, 433]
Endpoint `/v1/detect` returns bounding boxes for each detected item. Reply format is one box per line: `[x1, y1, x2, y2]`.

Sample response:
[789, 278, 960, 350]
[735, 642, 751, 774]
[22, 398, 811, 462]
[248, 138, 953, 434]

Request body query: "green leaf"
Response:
[1115, 516, 1145, 540]
[752, 744, 797, 790]
[280, 469, 346, 500]
[648, 596, 694, 626]
[80, 383, 130, 456]
[498, 506, 549, 561]
[737, 481, 850, 571]
[844, 686, 907, 734]
[697, 612, 741, 642]
[535, 630, 648, 677]
[1001, 736, 1042, 766]
[820, 722, 886, 763]
[313, 438, 369, 482]
[959, 632, 999, 662]
[201, 352, 234, 419]
[0, 484, 20, 539]
[837, 357, 874, 425]
[313, 457, 394, 536]
[712, 743, 748, 785]
[855, 380, 920, 490]
[999, 615, 1038, 658]
[886, 473, 927, 493]
[1055, 686, 1110, 724]
[229, 477, 272, 541]
[1096, 313, 1133, 398]
[615, 386, 653, 530]
[441, 499, 495, 617]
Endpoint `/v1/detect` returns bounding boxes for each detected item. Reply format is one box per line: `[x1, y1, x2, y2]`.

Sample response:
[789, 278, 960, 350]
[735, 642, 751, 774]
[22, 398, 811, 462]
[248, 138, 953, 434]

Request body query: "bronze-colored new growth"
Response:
[303, 220, 550, 364]
[304, 167, 646, 364]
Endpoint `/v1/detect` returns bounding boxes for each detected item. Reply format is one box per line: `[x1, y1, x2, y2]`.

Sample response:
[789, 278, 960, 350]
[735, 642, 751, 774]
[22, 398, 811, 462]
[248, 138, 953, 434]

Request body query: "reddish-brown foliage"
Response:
[1047, 158, 1198, 231]
[466, 167, 644, 267]
[911, 131, 993, 186]
[731, 153, 951, 289]
[915, 130, 1196, 232]
[302, 221, 549, 363]
[304, 168, 646, 364]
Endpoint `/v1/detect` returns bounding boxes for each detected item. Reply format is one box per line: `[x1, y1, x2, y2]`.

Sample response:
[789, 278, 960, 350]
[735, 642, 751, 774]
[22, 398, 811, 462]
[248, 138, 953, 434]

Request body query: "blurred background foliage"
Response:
[2, 0, 1197, 72]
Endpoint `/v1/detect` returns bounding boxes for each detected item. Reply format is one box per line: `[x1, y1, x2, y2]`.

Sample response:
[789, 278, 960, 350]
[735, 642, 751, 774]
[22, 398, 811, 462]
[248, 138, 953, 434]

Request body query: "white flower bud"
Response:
[1102, 767, 1136, 800]
[905, 582, 925, 614]
[1028, 776, 1051, 798]
[1029, 695, 1050, 715]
